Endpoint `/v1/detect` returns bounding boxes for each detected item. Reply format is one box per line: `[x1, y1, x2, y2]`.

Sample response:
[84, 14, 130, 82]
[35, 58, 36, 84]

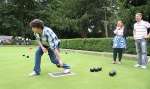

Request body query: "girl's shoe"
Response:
[112, 61, 117, 64]
[118, 61, 122, 64]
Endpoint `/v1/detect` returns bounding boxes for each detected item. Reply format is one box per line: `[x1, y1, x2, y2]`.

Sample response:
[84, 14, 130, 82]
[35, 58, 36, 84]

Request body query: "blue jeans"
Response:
[135, 39, 148, 66]
[33, 47, 70, 74]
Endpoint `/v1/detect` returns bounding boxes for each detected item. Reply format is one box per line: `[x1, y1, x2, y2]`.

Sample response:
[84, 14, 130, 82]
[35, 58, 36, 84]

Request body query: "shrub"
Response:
[60, 38, 150, 55]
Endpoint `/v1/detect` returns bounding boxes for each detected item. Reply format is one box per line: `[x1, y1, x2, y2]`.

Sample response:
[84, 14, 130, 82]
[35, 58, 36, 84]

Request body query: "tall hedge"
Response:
[60, 38, 150, 55]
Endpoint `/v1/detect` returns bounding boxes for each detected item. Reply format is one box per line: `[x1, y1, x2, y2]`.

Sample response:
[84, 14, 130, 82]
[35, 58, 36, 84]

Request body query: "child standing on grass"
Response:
[29, 19, 71, 76]
[112, 20, 127, 64]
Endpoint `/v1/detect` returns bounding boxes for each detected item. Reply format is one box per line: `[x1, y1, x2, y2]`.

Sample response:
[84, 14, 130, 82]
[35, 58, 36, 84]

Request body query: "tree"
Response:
[0, 0, 115, 38]
[113, 0, 150, 36]
[0, 0, 49, 38]
[46, 0, 112, 38]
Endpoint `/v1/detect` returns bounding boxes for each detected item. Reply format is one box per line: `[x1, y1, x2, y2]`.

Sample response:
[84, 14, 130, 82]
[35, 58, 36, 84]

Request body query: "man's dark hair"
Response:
[30, 19, 44, 29]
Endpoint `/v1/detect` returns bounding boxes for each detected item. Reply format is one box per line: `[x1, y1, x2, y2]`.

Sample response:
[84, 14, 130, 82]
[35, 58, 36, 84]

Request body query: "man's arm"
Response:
[146, 21, 150, 28]
[146, 22, 150, 37]
[113, 29, 117, 34]
[133, 24, 136, 37]
[133, 29, 135, 36]
[35, 33, 47, 53]
[46, 31, 63, 66]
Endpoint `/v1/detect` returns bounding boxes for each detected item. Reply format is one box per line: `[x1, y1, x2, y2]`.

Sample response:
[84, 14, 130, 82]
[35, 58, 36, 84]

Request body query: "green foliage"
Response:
[30, 37, 150, 55]
[0, 0, 50, 38]
[60, 38, 150, 55]
[61, 38, 112, 52]
[1, 0, 112, 38]
[116, 0, 150, 31]
[47, 0, 111, 37]
[0, 0, 150, 38]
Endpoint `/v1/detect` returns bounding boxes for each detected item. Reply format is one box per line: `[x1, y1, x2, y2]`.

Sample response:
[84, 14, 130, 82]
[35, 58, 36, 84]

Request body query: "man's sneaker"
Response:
[63, 69, 71, 74]
[141, 65, 147, 69]
[134, 64, 141, 68]
[29, 71, 38, 76]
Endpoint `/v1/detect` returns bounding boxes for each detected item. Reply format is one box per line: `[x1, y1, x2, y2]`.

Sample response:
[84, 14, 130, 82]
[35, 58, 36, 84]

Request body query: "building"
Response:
[0, 35, 13, 44]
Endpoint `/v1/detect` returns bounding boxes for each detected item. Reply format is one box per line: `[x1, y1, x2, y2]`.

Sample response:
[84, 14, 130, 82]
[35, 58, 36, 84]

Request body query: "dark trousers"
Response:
[113, 48, 124, 62]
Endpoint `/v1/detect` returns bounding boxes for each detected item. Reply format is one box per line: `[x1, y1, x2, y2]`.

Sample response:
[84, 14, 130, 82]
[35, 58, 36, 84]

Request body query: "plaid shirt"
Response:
[35, 26, 60, 49]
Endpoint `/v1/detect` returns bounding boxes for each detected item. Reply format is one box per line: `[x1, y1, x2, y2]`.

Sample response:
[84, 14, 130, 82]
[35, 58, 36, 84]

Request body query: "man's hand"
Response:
[58, 60, 63, 67]
[41, 47, 47, 53]
[38, 41, 47, 53]
[116, 26, 121, 30]
[144, 35, 150, 39]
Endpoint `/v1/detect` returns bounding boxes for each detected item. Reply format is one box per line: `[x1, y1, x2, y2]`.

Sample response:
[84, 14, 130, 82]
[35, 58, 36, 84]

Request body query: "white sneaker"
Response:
[29, 71, 38, 76]
[63, 69, 71, 74]
[134, 64, 141, 68]
[141, 66, 147, 69]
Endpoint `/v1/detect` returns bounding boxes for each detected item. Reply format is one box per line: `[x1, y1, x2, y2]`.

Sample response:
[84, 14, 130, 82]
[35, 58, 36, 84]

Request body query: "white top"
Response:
[133, 20, 150, 39]
[114, 27, 124, 36]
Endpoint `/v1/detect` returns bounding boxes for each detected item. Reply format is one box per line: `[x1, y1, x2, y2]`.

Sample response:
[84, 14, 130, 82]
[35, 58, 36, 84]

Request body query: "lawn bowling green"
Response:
[0, 46, 150, 89]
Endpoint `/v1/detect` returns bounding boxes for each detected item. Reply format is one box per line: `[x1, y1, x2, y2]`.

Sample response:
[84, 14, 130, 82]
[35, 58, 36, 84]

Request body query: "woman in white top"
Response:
[112, 20, 127, 64]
